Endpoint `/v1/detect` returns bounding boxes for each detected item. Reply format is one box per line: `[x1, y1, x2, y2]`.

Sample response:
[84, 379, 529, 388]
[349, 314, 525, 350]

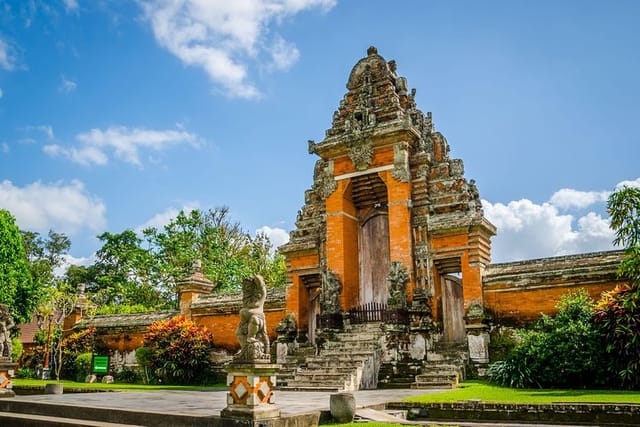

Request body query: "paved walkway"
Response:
[15, 388, 439, 417]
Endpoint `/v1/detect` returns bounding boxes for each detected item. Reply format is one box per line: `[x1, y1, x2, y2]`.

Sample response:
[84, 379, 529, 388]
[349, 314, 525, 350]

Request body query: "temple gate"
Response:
[280, 47, 496, 345]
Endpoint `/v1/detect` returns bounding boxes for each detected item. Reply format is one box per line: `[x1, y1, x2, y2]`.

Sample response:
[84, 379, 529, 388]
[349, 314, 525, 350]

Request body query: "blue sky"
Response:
[1, 0, 639, 265]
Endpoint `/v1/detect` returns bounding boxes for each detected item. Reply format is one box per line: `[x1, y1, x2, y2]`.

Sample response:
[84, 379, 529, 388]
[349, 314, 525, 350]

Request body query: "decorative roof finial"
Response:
[191, 259, 203, 274]
[367, 46, 378, 56]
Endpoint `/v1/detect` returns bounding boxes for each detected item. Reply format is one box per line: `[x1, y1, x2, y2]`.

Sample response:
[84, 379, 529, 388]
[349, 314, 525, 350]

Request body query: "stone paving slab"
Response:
[15, 388, 439, 417]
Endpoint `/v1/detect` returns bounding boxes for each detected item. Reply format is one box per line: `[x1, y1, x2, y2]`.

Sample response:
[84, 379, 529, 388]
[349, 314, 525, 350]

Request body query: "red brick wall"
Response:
[193, 309, 285, 350]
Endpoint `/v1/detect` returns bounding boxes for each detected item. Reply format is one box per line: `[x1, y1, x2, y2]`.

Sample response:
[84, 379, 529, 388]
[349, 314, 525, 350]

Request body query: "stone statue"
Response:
[235, 275, 270, 362]
[0, 304, 15, 360]
[387, 262, 410, 309]
[320, 269, 342, 313]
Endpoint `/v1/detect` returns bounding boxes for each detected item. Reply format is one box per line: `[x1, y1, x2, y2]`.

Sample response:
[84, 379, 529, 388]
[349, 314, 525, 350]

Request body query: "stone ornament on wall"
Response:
[387, 262, 410, 308]
[234, 275, 270, 362]
[313, 159, 338, 199]
[391, 142, 411, 183]
[347, 137, 374, 171]
[320, 269, 342, 313]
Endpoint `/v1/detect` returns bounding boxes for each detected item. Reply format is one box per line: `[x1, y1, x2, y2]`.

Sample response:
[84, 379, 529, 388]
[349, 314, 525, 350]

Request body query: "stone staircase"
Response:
[412, 342, 467, 389]
[279, 323, 385, 392]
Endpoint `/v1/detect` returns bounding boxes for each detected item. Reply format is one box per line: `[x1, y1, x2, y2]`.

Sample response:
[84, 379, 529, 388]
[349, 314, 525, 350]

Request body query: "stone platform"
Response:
[0, 388, 435, 426]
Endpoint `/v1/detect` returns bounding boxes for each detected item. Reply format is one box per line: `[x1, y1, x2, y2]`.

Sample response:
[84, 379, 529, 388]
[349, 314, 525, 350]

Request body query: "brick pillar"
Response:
[381, 170, 415, 299]
[177, 261, 214, 320]
[325, 179, 359, 310]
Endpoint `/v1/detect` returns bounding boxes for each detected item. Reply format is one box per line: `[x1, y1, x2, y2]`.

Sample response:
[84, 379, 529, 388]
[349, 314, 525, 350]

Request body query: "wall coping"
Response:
[387, 400, 640, 426]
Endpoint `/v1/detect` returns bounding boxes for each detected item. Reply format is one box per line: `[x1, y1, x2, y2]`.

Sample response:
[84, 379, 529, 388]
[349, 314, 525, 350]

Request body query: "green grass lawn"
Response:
[12, 378, 225, 392]
[325, 424, 458, 427]
[404, 380, 640, 404]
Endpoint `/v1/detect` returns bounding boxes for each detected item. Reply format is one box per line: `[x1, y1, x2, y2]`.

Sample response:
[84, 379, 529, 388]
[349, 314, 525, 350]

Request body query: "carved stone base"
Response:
[221, 363, 280, 421]
[0, 360, 16, 398]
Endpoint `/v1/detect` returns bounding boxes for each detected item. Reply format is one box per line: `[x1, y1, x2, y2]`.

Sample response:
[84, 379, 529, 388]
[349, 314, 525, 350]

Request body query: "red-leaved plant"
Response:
[143, 316, 215, 385]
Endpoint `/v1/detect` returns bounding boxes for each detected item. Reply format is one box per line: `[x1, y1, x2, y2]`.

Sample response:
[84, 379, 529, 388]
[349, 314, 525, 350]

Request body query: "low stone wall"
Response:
[484, 250, 627, 324]
[387, 401, 640, 426]
[191, 287, 286, 350]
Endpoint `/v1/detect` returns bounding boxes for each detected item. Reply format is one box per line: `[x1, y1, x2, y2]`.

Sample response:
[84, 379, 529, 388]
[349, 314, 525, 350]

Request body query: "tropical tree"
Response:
[21, 229, 71, 297]
[36, 282, 78, 380]
[593, 185, 640, 389]
[143, 207, 285, 294]
[0, 209, 36, 324]
[90, 230, 169, 309]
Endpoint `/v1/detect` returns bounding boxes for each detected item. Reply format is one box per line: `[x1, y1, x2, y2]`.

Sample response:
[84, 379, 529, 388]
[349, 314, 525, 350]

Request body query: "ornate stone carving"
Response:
[275, 312, 297, 343]
[347, 138, 373, 171]
[387, 262, 410, 308]
[391, 142, 410, 182]
[320, 269, 342, 313]
[0, 304, 14, 360]
[313, 159, 337, 198]
[308, 139, 317, 155]
[234, 275, 270, 362]
[450, 159, 464, 177]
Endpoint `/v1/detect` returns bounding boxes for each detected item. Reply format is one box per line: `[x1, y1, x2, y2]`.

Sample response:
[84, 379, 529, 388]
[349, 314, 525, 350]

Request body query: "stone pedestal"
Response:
[466, 323, 490, 363]
[0, 360, 16, 398]
[220, 363, 280, 421]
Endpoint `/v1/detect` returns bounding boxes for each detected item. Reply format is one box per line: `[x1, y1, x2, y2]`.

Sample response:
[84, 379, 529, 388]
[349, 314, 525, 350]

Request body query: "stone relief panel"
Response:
[391, 142, 410, 183]
[347, 138, 374, 171]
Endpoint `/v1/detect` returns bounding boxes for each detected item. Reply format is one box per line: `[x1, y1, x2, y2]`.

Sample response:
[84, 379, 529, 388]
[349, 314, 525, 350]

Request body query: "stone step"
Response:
[278, 385, 343, 392]
[285, 380, 352, 390]
[377, 377, 416, 389]
[411, 381, 456, 389]
[421, 365, 464, 376]
[415, 373, 459, 384]
[0, 412, 143, 427]
[307, 359, 362, 369]
[324, 340, 381, 349]
[334, 333, 382, 342]
[293, 371, 354, 381]
[319, 350, 376, 358]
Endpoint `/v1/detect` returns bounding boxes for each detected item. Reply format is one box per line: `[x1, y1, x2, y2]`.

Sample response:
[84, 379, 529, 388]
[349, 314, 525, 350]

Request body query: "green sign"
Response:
[93, 355, 109, 374]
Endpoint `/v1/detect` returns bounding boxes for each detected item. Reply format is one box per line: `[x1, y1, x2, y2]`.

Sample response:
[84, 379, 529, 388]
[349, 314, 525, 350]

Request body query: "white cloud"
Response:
[0, 87, 3, 98]
[59, 76, 77, 93]
[44, 125, 200, 166]
[24, 124, 55, 139]
[54, 253, 96, 277]
[549, 188, 609, 210]
[141, 0, 335, 98]
[482, 178, 640, 262]
[268, 36, 299, 70]
[63, 0, 79, 12]
[0, 179, 106, 235]
[615, 177, 640, 190]
[135, 203, 200, 233]
[256, 225, 289, 250]
[44, 144, 108, 166]
[0, 38, 16, 71]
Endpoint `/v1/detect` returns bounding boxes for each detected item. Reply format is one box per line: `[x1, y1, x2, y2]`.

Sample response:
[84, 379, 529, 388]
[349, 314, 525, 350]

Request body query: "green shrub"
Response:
[115, 366, 140, 383]
[74, 352, 93, 382]
[95, 304, 153, 315]
[487, 360, 536, 389]
[488, 328, 518, 362]
[11, 337, 23, 362]
[594, 283, 640, 390]
[60, 327, 96, 380]
[487, 290, 606, 388]
[13, 367, 35, 379]
[135, 347, 153, 384]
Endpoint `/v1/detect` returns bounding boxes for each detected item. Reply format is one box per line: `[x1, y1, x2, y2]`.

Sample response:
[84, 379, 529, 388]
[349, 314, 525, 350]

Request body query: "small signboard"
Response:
[92, 355, 109, 374]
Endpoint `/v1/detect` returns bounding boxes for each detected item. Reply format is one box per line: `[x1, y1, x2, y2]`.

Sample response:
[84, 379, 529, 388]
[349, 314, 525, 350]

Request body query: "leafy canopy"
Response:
[0, 209, 36, 324]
